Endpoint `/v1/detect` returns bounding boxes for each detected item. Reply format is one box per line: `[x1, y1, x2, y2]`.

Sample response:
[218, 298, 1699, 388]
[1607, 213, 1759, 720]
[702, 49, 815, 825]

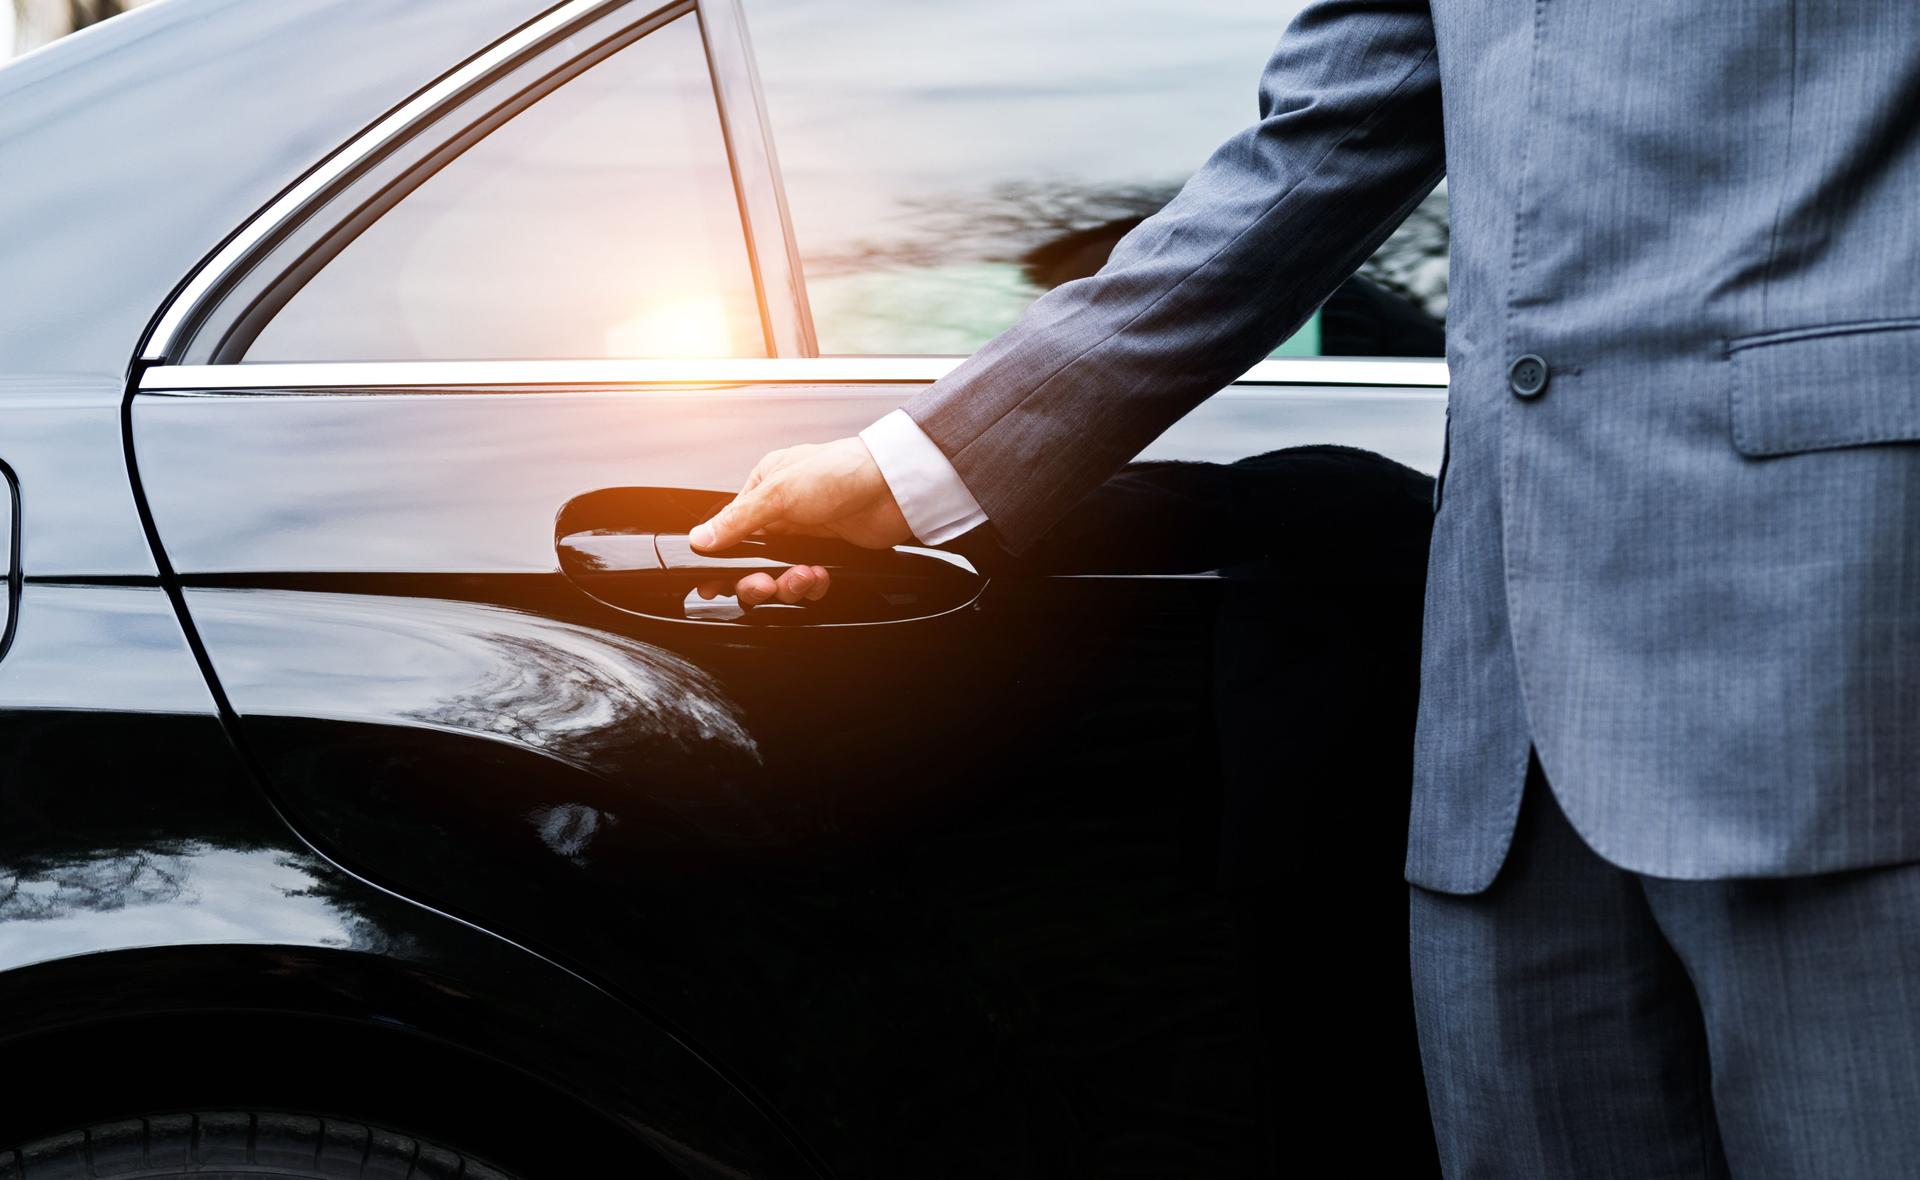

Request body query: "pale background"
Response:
[5, 0, 155, 58]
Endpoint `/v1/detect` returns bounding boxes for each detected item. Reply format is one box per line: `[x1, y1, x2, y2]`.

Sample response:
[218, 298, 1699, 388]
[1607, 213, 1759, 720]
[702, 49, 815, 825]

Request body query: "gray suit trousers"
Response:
[1413, 762, 1920, 1179]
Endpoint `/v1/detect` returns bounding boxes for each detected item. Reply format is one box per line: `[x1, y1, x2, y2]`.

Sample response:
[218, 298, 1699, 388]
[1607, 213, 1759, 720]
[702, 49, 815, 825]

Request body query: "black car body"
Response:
[0, 1, 1447, 1174]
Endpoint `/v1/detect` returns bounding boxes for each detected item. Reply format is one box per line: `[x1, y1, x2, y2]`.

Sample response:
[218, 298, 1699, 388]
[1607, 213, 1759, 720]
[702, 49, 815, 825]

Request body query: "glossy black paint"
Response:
[0, 383, 154, 576]
[127, 380, 1439, 1176]
[0, 584, 817, 1175]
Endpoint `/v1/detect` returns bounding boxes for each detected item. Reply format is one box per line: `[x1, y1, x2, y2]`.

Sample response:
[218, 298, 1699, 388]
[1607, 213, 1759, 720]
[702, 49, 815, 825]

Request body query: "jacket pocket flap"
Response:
[1730, 321, 1920, 457]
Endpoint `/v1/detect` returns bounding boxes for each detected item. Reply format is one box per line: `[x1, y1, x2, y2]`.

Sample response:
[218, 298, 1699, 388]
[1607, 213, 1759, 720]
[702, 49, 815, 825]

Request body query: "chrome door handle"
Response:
[557, 528, 980, 624]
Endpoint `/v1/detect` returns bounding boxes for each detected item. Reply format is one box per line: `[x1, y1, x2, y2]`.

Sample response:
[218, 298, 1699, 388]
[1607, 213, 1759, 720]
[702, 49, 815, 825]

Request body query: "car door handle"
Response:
[557, 528, 981, 624]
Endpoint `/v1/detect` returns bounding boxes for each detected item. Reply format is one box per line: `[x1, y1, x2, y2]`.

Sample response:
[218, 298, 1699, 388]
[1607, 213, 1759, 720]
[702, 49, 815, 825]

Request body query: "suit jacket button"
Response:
[1508, 354, 1549, 398]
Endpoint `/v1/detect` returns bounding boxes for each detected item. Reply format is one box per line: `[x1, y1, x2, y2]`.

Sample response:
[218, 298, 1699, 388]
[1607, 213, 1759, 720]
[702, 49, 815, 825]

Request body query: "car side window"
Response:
[742, 0, 1447, 359]
[246, 14, 767, 362]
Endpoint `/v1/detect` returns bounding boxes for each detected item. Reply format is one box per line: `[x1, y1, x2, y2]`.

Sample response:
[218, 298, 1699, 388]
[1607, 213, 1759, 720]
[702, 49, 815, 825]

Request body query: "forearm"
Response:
[901, 0, 1445, 552]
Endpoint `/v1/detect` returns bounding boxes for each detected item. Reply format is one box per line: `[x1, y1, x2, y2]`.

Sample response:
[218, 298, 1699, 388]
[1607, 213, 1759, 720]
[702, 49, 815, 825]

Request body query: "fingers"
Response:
[693, 481, 781, 552]
[734, 572, 779, 607]
[769, 565, 820, 604]
[695, 436, 903, 553]
[725, 565, 832, 609]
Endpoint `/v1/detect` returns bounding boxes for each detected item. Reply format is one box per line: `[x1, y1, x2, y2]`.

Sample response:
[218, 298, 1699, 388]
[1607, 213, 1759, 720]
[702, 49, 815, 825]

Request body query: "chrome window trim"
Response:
[141, 0, 645, 363]
[138, 356, 1449, 391]
[699, 0, 817, 356]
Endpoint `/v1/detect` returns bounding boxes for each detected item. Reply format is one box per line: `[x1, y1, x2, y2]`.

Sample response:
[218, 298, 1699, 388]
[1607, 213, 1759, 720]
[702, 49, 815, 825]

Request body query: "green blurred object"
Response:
[1269, 312, 1321, 357]
[807, 263, 1037, 356]
[807, 261, 1322, 358]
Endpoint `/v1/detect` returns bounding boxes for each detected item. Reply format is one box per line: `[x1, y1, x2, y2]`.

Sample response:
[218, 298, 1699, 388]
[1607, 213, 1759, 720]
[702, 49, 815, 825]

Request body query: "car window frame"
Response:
[148, 0, 813, 366]
[140, 0, 1447, 390]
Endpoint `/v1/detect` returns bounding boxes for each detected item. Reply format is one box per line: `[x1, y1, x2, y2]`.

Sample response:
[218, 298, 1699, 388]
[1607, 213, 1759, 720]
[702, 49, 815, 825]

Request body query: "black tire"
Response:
[1, 1111, 519, 1179]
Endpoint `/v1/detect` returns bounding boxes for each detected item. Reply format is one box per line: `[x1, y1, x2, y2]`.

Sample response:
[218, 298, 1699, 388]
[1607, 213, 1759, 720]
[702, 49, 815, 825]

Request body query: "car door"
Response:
[128, 0, 1445, 1175]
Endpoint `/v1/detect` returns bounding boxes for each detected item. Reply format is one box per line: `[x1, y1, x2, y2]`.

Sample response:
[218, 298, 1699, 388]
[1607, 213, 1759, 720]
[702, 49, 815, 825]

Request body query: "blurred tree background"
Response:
[6, 0, 153, 58]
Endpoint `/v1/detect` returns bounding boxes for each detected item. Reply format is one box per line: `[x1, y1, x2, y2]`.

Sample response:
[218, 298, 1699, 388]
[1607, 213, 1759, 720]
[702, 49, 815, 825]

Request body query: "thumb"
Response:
[692, 483, 781, 552]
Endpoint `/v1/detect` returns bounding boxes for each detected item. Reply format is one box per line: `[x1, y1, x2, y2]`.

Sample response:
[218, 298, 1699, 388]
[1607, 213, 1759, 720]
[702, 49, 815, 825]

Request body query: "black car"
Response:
[0, 1, 1448, 1175]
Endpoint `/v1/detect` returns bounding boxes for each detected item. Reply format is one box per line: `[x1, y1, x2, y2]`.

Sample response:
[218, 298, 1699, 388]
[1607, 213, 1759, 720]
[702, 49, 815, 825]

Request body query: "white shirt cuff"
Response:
[859, 409, 988, 546]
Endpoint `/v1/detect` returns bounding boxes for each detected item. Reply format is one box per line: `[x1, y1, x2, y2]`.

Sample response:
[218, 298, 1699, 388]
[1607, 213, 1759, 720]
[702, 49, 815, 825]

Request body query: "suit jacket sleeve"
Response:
[899, 0, 1446, 553]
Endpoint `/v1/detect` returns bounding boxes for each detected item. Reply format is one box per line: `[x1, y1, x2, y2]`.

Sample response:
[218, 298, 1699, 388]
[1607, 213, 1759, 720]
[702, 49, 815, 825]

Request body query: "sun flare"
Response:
[605, 292, 738, 357]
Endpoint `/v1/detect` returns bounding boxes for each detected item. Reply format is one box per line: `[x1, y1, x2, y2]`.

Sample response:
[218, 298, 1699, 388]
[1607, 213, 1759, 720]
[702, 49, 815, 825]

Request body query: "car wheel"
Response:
[3, 1111, 519, 1178]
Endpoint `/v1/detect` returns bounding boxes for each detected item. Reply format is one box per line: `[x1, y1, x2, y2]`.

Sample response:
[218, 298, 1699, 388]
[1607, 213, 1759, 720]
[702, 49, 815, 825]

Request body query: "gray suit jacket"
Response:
[902, 0, 1920, 893]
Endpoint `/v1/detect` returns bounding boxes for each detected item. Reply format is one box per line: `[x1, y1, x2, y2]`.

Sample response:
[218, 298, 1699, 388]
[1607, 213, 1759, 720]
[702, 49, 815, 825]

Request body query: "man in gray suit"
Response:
[694, 0, 1920, 1173]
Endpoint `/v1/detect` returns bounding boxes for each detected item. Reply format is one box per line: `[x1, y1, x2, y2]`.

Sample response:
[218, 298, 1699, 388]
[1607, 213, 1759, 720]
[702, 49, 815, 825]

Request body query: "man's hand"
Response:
[691, 437, 911, 607]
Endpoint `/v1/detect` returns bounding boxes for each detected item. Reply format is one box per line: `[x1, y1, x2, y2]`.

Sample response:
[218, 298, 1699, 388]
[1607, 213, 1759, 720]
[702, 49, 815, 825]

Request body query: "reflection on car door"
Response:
[130, 1, 1443, 1175]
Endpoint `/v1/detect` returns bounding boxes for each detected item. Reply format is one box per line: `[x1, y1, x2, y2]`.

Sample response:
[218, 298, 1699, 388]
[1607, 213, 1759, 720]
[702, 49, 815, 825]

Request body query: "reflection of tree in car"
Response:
[808, 180, 1446, 357]
[8, 0, 150, 57]
[0, 712, 417, 956]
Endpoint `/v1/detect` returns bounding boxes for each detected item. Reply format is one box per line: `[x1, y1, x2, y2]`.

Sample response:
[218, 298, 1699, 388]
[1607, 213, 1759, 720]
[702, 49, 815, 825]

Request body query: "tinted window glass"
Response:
[248, 16, 766, 362]
[744, 0, 1446, 357]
